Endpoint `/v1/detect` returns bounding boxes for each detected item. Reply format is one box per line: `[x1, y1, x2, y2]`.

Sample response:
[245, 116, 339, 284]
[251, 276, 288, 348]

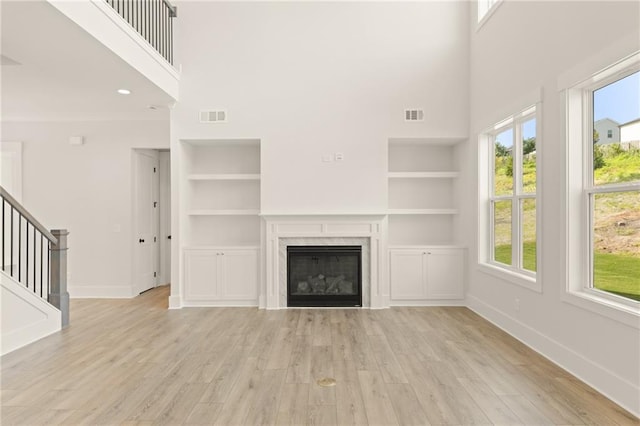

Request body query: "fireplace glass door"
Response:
[287, 246, 362, 307]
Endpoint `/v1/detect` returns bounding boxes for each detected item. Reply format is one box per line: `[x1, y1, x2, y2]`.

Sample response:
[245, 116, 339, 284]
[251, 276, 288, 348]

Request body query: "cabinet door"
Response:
[184, 250, 220, 300]
[220, 249, 258, 300]
[426, 249, 464, 299]
[390, 250, 427, 300]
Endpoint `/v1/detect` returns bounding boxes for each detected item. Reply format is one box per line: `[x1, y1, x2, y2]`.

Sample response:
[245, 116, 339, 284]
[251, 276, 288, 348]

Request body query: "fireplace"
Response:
[287, 245, 362, 307]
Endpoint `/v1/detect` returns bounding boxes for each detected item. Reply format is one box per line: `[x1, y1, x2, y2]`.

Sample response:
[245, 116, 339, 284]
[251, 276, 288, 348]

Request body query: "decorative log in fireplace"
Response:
[287, 246, 362, 307]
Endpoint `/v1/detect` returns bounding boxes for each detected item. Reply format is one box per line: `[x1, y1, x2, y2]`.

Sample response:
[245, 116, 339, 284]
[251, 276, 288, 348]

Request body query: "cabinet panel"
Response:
[221, 249, 259, 300]
[426, 249, 464, 299]
[390, 250, 427, 300]
[184, 250, 219, 300]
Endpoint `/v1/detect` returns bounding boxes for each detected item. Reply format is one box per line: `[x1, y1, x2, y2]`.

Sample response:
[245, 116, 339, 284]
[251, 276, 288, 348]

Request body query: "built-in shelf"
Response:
[188, 174, 261, 181]
[188, 209, 261, 216]
[388, 171, 459, 179]
[387, 208, 458, 215]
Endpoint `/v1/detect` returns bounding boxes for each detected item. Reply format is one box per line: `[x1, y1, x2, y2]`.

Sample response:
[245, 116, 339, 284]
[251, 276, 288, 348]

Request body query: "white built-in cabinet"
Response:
[184, 248, 258, 303]
[387, 138, 466, 304]
[180, 139, 261, 305]
[389, 248, 464, 301]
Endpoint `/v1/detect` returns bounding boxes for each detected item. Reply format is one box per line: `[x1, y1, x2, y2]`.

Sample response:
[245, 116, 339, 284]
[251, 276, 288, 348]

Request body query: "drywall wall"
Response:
[462, 1, 640, 415]
[1, 120, 169, 298]
[171, 1, 470, 213]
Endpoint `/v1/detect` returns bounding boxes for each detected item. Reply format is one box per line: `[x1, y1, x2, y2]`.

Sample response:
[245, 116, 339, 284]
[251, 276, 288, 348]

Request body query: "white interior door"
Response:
[134, 151, 160, 294]
[159, 151, 171, 286]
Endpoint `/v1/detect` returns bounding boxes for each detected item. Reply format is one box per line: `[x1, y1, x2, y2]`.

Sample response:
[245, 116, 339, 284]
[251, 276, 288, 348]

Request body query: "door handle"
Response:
[139, 238, 145, 243]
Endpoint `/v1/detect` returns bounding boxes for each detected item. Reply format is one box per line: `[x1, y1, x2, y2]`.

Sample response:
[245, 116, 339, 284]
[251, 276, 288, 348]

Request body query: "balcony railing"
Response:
[105, 0, 177, 65]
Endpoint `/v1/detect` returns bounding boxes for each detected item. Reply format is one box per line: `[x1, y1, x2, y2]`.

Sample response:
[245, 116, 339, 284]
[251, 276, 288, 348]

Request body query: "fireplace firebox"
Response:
[287, 246, 362, 307]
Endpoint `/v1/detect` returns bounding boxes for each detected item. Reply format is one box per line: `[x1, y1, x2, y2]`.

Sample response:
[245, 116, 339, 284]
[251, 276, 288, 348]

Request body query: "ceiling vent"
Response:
[200, 110, 227, 123]
[404, 109, 424, 122]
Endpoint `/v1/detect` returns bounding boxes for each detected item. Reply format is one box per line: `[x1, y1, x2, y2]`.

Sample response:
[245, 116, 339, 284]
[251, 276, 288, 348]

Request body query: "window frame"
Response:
[478, 103, 541, 292]
[477, 0, 503, 30]
[563, 51, 640, 327]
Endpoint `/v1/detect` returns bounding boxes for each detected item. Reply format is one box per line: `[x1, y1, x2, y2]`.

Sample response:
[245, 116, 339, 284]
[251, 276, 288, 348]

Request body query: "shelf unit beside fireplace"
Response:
[387, 137, 466, 305]
[387, 137, 464, 246]
[180, 139, 261, 306]
[182, 139, 261, 247]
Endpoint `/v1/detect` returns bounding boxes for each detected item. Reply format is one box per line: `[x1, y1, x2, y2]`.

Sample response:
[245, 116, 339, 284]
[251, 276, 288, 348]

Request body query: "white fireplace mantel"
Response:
[261, 214, 389, 309]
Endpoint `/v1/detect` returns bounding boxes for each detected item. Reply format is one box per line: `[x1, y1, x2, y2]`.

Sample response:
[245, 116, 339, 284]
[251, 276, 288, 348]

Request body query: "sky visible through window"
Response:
[495, 120, 535, 148]
[594, 71, 640, 124]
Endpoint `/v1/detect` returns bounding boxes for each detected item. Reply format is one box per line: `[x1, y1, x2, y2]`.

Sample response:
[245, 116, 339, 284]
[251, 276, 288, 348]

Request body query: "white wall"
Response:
[462, 1, 640, 415]
[172, 1, 470, 214]
[1, 120, 169, 298]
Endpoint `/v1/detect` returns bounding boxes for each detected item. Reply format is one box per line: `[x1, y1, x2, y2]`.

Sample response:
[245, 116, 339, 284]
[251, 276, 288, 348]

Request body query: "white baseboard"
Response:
[68, 285, 134, 299]
[182, 299, 258, 307]
[390, 299, 466, 307]
[467, 294, 640, 418]
[168, 295, 182, 309]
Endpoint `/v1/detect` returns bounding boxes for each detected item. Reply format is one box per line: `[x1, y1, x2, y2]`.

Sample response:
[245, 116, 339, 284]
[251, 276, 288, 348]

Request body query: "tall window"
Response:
[485, 106, 538, 279]
[565, 52, 640, 319]
[589, 71, 640, 303]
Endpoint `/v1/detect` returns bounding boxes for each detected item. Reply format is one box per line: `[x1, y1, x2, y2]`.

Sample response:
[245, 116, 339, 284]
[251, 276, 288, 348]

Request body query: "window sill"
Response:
[562, 289, 640, 329]
[477, 262, 542, 293]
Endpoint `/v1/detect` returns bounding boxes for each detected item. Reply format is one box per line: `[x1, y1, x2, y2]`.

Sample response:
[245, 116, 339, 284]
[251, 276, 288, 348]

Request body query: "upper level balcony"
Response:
[46, 0, 179, 101]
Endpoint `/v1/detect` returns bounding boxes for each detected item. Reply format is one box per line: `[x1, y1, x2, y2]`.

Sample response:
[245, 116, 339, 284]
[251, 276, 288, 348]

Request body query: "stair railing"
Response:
[104, 0, 177, 65]
[0, 186, 69, 327]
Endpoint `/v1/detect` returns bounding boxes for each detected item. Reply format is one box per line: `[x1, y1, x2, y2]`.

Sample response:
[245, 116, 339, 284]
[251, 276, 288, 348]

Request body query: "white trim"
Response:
[68, 285, 134, 299]
[182, 300, 258, 307]
[476, 263, 541, 293]
[389, 300, 466, 307]
[467, 294, 640, 418]
[476, 0, 503, 31]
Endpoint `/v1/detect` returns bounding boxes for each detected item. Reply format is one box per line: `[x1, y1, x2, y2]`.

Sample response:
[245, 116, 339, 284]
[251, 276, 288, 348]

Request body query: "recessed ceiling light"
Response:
[117, 89, 131, 95]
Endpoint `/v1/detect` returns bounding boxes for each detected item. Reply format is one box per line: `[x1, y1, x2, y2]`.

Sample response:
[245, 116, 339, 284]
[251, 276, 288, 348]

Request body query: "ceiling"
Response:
[0, 0, 174, 122]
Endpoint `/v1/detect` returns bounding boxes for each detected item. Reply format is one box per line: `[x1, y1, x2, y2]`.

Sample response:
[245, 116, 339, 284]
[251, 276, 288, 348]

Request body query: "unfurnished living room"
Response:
[1, 0, 639, 425]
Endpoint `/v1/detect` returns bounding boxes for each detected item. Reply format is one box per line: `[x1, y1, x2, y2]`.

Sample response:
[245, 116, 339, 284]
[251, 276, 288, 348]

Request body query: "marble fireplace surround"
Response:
[261, 215, 389, 309]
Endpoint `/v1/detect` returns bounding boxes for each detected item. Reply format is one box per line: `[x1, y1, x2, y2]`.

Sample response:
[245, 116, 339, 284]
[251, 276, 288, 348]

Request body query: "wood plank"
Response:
[286, 335, 312, 384]
[276, 383, 309, 426]
[335, 378, 369, 426]
[308, 345, 336, 405]
[386, 383, 431, 426]
[368, 334, 409, 384]
[357, 370, 399, 426]
[244, 369, 287, 426]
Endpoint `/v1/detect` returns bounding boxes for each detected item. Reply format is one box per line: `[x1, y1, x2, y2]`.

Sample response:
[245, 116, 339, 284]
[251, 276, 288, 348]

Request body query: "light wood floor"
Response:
[1, 286, 637, 426]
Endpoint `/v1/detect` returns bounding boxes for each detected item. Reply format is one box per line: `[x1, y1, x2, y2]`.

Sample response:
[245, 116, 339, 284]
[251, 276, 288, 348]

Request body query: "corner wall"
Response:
[1, 120, 169, 298]
[462, 1, 640, 415]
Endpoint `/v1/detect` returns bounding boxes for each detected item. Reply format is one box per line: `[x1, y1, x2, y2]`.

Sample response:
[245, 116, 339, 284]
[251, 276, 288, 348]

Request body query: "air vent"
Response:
[404, 109, 424, 122]
[200, 110, 227, 123]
